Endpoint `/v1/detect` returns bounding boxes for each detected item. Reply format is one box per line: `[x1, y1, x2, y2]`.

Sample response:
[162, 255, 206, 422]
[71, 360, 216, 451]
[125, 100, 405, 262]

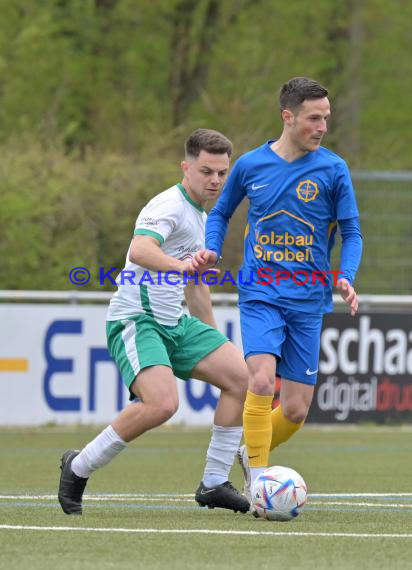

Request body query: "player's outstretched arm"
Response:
[336, 278, 358, 316]
[130, 235, 193, 274]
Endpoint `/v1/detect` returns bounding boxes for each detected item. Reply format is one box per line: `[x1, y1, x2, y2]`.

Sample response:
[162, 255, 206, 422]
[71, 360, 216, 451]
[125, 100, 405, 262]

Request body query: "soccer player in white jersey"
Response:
[58, 129, 250, 515]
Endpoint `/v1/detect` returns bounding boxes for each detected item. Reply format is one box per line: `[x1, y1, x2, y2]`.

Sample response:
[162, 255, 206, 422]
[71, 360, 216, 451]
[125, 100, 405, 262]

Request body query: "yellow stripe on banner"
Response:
[0, 359, 29, 372]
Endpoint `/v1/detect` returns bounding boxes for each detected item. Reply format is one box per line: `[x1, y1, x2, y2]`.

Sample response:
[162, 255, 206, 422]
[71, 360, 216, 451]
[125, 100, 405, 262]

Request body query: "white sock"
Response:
[250, 467, 267, 490]
[202, 424, 243, 488]
[71, 425, 127, 479]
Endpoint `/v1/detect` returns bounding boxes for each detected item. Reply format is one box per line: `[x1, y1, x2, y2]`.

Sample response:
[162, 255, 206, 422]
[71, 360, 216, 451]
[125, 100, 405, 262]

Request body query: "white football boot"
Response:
[237, 444, 252, 502]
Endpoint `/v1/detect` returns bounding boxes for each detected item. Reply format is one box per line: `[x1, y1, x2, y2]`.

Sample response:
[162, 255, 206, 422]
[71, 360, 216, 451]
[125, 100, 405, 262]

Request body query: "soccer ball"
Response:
[252, 465, 307, 521]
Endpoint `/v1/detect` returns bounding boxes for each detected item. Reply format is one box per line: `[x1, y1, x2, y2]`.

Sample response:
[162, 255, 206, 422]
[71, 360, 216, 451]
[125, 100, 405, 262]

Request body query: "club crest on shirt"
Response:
[296, 179, 319, 202]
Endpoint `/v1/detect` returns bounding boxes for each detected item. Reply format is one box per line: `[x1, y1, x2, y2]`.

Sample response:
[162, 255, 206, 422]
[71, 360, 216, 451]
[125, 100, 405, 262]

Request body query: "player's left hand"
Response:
[337, 278, 358, 316]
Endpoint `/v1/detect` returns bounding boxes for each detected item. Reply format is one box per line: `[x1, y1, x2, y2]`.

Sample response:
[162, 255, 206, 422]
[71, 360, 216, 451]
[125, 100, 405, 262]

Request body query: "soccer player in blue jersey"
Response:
[193, 77, 363, 499]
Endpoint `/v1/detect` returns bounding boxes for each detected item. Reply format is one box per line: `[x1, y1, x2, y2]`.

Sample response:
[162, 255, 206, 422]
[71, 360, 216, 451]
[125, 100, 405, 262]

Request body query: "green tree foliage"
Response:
[0, 0, 411, 292]
[0, 138, 180, 290]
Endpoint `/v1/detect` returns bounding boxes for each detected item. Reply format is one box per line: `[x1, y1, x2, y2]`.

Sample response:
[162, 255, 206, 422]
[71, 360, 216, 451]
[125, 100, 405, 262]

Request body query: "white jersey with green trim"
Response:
[106, 184, 206, 325]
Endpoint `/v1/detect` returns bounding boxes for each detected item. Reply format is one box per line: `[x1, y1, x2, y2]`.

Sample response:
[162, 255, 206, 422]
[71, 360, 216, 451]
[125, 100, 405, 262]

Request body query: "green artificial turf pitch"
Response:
[1, 425, 411, 570]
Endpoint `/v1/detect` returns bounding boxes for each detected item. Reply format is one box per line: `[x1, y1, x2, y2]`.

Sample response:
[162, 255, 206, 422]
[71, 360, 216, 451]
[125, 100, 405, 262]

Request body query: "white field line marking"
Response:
[2, 496, 411, 509]
[311, 493, 412, 498]
[1, 525, 412, 539]
[0, 492, 196, 494]
[1, 492, 412, 501]
[1, 495, 412, 509]
[0, 495, 194, 503]
[309, 501, 412, 509]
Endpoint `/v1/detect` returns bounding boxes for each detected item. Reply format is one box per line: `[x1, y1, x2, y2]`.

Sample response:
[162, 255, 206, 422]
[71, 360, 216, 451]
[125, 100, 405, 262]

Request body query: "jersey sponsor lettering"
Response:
[207, 141, 359, 313]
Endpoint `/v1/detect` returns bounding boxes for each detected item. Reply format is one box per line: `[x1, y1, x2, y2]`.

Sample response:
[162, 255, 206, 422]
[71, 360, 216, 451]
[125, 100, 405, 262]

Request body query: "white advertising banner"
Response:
[0, 304, 242, 426]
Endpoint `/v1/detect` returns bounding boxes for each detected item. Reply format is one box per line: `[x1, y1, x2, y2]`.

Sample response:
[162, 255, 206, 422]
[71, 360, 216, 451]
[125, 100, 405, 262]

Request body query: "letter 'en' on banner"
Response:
[1, 304, 411, 425]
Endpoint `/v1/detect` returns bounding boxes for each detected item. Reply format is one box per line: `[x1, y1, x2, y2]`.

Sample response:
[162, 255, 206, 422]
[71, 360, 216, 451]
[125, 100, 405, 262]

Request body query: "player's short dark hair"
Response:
[279, 77, 328, 112]
[185, 128, 233, 159]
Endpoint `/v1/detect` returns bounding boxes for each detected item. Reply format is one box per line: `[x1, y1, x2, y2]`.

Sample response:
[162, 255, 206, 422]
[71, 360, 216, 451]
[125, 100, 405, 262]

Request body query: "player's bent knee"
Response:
[156, 399, 179, 423]
[225, 381, 247, 404]
[249, 371, 274, 395]
[226, 369, 248, 393]
[282, 405, 308, 424]
[212, 360, 248, 397]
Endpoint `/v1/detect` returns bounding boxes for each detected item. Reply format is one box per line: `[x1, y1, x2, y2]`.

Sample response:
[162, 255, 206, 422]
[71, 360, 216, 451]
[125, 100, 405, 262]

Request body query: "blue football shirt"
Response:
[206, 141, 360, 313]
